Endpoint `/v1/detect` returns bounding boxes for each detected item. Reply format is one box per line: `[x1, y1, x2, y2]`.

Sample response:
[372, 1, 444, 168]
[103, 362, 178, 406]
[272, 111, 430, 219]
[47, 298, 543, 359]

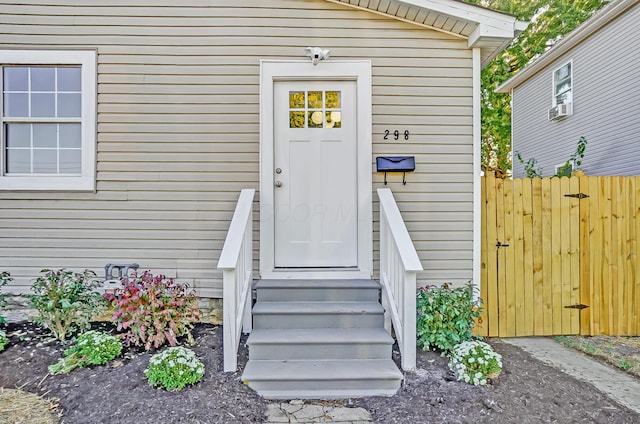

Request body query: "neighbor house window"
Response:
[553, 61, 572, 106]
[555, 161, 574, 177]
[0, 50, 96, 190]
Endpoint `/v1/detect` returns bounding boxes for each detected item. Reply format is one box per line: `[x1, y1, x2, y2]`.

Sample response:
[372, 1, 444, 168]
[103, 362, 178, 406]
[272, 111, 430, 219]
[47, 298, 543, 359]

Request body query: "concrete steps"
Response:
[255, 279, 381, 302]
[242, 359, 402, 398]
[247, 328, 393, 360]
[241, 279, 403, 399]
[252, 301, 385, 329]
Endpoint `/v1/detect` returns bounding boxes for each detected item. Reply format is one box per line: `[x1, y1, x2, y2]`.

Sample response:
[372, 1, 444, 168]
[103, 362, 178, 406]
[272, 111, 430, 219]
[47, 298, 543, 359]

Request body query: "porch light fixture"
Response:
[305, 47, 330, 65]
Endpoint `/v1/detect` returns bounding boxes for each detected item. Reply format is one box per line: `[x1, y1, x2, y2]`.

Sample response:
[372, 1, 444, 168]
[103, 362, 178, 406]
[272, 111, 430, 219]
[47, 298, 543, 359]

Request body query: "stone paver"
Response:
[265, 400, 373, 423]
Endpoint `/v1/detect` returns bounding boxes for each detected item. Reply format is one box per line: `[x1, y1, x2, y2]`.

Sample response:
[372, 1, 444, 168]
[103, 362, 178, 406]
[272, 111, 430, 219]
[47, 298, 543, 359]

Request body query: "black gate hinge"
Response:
[564, 193, 590, 199]
[564, 304, 589, 310]
[496, 241, 510, 248]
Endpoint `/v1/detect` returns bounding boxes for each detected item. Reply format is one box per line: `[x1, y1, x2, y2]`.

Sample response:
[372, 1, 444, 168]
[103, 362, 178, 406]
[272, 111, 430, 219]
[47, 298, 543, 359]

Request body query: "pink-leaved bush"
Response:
[103, 271, 200, 351]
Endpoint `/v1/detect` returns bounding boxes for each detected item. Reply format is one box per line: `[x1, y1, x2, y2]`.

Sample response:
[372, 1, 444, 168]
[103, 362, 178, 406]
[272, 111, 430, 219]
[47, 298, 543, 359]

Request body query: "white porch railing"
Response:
[377, 188, 423, 371]
[217, 189, 255, 372]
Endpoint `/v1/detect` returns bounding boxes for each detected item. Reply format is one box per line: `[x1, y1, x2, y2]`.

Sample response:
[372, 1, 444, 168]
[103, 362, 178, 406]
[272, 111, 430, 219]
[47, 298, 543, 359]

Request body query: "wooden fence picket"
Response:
[578, 175, 591, 335]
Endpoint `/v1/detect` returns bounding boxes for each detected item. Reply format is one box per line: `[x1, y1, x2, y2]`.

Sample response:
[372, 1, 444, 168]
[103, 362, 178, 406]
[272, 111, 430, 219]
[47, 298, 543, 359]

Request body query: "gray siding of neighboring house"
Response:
[512, 3, 640, 178]
[0, 0, 475, 296]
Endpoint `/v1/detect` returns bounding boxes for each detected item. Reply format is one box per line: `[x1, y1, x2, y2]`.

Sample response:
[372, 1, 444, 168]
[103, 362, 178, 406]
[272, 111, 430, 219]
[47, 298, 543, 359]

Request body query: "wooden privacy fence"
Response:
[480, 173, 640, 337]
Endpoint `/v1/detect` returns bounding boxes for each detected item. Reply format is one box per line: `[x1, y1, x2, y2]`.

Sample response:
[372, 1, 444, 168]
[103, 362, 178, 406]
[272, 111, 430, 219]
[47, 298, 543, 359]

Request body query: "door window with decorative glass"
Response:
[289, 90, 341, 129]
[0, 50, 96, 190]
[553, 61, 572, 105]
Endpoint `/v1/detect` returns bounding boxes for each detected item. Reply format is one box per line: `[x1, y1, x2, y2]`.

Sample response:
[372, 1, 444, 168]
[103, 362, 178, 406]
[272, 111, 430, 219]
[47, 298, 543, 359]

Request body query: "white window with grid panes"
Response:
[0, 50, 96, 190]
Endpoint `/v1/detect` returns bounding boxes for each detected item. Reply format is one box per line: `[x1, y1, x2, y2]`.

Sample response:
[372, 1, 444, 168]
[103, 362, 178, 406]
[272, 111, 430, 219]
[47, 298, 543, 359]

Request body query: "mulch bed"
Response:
[0, 322, 638, 424]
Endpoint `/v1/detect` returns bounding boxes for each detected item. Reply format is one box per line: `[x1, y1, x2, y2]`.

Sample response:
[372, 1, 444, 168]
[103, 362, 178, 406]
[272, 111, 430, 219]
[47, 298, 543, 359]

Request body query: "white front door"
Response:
[273, 81, 357, 268]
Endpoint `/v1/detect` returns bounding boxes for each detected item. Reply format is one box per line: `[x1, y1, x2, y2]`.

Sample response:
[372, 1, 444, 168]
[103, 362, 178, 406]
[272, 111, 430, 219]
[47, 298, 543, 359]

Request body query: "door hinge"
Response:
[564, 303, 589, 310]
[564, 193, 589, 199]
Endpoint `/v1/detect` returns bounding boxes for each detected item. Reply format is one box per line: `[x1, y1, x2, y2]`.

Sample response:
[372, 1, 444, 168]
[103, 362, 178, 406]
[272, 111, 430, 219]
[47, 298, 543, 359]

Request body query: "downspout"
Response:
[472, 47, 482, 303]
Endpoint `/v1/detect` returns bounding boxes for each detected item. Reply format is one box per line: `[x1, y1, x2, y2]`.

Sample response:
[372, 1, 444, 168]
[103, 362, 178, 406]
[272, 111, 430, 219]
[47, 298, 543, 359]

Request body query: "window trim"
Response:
[552, 59, 573, 107]
[0, 50, 96, 191]
[555, 161, 575, 176]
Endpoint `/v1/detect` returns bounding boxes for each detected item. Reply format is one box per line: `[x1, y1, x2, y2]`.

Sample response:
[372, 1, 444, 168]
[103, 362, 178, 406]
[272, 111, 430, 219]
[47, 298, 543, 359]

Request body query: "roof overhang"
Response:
[326, 0, 528, 67]
[496, 0, 637, 92]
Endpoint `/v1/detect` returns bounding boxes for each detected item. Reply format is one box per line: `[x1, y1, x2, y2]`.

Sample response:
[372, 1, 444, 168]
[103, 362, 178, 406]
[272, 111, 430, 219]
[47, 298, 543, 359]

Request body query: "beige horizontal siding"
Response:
[0, 0, 474, 295]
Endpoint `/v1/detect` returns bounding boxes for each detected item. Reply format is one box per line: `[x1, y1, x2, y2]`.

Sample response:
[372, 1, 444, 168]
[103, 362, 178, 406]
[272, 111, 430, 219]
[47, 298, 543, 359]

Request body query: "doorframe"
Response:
[259, 59, 372, 279]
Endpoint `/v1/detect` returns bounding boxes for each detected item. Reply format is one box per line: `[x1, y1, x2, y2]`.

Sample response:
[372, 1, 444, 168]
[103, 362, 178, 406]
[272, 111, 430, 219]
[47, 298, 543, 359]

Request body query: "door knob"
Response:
[275, 181, 283, 188]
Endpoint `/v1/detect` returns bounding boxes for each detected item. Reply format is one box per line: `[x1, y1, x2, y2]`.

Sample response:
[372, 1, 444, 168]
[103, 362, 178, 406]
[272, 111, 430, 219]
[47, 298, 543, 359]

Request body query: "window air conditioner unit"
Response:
[548, 103, 572, 121]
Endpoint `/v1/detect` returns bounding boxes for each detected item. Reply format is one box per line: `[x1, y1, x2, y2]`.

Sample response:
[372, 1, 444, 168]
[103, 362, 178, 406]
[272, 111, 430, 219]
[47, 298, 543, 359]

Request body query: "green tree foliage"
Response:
[465, 0, 608, 174]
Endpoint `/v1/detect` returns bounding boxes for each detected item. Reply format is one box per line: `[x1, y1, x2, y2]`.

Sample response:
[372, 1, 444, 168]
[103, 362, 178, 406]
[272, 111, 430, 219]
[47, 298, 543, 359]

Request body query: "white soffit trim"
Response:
[496, 0, 637, 93]
[326, 0, 527, 67]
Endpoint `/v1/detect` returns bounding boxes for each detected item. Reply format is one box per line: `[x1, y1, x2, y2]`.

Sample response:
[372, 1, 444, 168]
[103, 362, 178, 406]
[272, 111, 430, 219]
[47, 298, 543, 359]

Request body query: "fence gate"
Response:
[480, 174, 582, 337]
[480, 174, 640, 338]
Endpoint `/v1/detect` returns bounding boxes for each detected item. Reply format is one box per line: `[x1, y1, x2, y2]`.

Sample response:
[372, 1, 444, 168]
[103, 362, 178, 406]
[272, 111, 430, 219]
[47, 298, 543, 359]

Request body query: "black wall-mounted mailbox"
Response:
[376, 156, 415, 185]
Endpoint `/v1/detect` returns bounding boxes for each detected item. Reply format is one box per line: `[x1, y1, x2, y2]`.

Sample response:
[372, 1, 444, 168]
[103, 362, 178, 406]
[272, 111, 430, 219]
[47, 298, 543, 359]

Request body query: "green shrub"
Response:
[448, 340, 502, 386]
[144, 346, 205, 391]
[49, 330, 122, 374]
[0, 330, 7, 352]
[30, 269, 103, 341]
[0, 271, 12, 325]
[416, 281, 482, 353]
[103, 271, 200, 351]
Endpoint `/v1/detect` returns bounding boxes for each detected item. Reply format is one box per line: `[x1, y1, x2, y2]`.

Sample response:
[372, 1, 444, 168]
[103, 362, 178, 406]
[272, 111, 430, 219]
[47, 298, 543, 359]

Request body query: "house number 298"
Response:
[384, 129, 410, 141]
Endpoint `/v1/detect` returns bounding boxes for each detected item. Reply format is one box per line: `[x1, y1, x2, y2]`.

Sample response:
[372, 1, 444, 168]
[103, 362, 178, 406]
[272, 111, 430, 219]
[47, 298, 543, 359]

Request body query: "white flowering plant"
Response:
[448, 340, 502, 386]
[49, 330, 123, 374]
[144, 346, 205, 391]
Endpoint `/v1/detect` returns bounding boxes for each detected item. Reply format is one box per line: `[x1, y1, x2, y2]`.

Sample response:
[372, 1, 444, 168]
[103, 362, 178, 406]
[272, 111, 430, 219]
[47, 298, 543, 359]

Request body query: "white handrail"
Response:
[218, 189, 255, 372]
[377, 188, 422, 371]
